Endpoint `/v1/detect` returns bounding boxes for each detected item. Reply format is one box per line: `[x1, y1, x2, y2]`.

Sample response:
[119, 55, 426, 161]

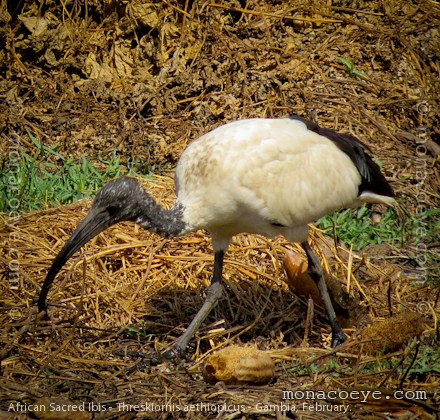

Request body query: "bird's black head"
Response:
[91, 176, 145, 225]
[37, 176, 145, 311]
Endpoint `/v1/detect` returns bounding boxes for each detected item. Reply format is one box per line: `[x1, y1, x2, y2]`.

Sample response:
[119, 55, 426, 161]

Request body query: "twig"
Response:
[301, 298, 315, 347]
[399, 340, 420, 388]
[207, 4, 343, 24]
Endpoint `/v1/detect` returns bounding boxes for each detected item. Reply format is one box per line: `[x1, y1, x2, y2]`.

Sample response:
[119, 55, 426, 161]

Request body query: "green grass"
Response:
[406, 344, 440, 380]
[316, 206, 440, 285]
[338, 57, 367, 79]
[285, 357, 350, 379]
[316, 206, 403, 251]
[123, 325, 158, 341]
[358, 340, 439, 382]
[1, 131, 150, 213]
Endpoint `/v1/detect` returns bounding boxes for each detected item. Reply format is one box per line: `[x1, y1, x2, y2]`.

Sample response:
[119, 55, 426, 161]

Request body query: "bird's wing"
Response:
[176, 119, 360, 229]
[175, 118, 393, 232]
[289, 115, 394, 199]
[234, 123, 361, 226]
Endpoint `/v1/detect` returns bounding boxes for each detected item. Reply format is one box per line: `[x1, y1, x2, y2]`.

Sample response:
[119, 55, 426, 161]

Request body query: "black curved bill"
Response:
[38, 207, 114, 312]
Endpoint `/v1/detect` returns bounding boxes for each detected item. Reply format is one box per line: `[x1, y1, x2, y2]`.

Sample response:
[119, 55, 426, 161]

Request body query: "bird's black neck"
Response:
[136, 194, 187, 238]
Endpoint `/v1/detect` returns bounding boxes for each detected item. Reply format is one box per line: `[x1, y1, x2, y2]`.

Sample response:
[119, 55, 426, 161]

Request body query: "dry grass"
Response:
[1, 176, 439, 419]
[1, 0, 439, 418]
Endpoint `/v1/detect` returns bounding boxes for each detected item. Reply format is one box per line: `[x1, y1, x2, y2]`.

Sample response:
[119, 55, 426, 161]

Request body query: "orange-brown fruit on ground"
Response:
[283, 250, 323, 305]
[283, 250, 370, 328]
[353, 312, 426, 355]
[202, 345, 275, 385]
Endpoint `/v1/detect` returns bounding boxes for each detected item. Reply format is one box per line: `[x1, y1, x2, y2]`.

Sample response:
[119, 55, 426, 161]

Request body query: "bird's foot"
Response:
[331, 330, 347, 348]
[122, 351, 162, 371]
[161, 346, 187, 364]
[124, 346, 188, 371]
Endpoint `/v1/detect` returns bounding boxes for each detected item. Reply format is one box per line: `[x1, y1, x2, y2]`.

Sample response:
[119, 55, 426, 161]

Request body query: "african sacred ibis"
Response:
[38, 116, 395, 360]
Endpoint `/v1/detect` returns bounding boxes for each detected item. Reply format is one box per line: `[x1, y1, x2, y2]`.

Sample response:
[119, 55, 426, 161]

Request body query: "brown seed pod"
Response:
[283, 250, 323, 305]
[353, 312, 426, 355]
[283, 250, 370, 328]
[202, 345, 275, 385]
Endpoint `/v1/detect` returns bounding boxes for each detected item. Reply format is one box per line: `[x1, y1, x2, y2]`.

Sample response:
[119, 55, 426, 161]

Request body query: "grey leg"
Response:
[164, 250, 225, 360]
[301, 242, 347, 347]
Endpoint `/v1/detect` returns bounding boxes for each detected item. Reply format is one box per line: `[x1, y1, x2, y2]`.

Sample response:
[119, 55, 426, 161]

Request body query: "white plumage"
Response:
[179, 119, 362, 239]
[38, 116, 395, 363]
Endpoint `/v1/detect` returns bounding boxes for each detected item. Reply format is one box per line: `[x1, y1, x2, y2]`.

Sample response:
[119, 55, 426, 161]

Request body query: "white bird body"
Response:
[38, 115, 396, 358]
[175, 118, 392, 250]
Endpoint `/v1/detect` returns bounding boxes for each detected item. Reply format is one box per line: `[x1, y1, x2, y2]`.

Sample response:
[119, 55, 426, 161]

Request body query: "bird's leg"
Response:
[126, 250, 225, 369]
[163, 250, 225, 361]
[301, 242, 347, 347]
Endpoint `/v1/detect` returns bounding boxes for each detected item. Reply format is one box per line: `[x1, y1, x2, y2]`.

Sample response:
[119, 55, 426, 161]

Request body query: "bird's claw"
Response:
[125, 346, 188, 371]
[331, 331, 347, 348]
[162, 346, 187, 363]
